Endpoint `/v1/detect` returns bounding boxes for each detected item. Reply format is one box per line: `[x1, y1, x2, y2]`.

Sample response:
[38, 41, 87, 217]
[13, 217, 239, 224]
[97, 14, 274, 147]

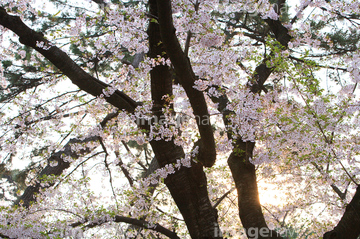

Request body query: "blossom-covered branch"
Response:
[0, 7, 140, 113]
[71, 215, 180, 239]
[156, 0, 217, 167]
[15, 112, 119, 207]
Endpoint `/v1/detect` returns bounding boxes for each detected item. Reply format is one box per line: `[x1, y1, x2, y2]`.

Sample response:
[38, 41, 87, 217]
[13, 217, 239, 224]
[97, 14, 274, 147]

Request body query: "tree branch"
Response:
[115, 150, 134, 187]
[311, 162, 347, 200]
[71, 215, 180, 239]
[113, 216, 180, 239]
[90, 0, 107, 7]
[208, 15, 293, 235]
[0, 7, 140, 113]
[15, 112, 119, 207]
[156, 0, 216, 167]
[249, 13, 292, 93]
[147, 2, 221, 236]
[213, 188, 235, 209]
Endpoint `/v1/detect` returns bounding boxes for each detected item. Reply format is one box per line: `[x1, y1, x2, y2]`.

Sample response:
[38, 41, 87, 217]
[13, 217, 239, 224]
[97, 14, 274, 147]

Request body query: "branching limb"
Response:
[114, 150, 134, 187]
[147, 2, 221, 236]
[291, 0, 313, 24]
[71, 215, 180, 239]
[0, 8, 140, 113]
[311, 162, 348, 200]
[207, 17, 293, 236]
[156, 0, 216, 167]
[213, 188, 235, 209]
[289, 56, 347, 71]
[98, 137, 119, 206]
[54, 151, 105, 189]
[184, 30, 192, 57]
[14, 112, 119, 207]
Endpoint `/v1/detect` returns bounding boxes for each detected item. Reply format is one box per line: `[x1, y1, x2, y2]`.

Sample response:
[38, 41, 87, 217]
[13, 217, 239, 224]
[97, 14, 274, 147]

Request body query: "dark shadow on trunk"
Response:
[324, 186, 360, 239]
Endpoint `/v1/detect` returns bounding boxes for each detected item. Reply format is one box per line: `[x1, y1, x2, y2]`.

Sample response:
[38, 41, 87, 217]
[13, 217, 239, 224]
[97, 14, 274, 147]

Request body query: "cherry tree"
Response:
[0, 0, 360, 238]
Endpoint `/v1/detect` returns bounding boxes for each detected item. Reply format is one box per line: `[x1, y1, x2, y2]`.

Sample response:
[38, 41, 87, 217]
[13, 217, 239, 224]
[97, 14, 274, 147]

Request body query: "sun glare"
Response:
[258, 183, 287, 207]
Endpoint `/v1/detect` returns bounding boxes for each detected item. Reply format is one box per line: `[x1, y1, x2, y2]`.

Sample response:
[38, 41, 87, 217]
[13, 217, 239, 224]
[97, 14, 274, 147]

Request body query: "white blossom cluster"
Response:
[0, 0, 360, 238]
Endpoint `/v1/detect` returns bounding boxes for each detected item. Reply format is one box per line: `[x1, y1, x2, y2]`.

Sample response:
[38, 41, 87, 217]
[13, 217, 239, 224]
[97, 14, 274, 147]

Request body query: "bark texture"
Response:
[212, 8, 293, 238]
[2, 4, 359, 239]
[323, 186, 360, 239]
[156, 0, 217, 167]
[148, 1, 221, 236]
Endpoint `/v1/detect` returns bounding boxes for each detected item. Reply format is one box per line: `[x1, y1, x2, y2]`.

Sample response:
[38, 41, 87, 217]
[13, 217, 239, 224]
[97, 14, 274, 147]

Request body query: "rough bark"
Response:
[148, 2, 221, 236]
[148, 0, 173, 116]
[150, 140, 221, 238]
[209, 89, 279, 238]
[234, 12, 292, 237]
[323, 186, 360, 239]
[210, 10, 293, 238]
[1, 6, 221, 238]
[228, 141, 282, 239]
[156, 0, 216, 167]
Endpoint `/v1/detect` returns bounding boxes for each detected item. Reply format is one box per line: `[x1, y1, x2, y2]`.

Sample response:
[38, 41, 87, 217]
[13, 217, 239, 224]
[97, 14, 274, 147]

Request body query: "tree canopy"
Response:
[0, 0, 360, 238]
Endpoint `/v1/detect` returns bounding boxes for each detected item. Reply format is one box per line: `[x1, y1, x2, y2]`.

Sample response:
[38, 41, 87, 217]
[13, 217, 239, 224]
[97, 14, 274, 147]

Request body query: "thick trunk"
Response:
[210, 88, 281, 238]
[228, 141, 282, 239]
[150, 140, 221, 238]
[224, 12, 292, 238]
[323, 186, 360, 239]
[206, 8, 293, 236]
[147, 2, 221, 236]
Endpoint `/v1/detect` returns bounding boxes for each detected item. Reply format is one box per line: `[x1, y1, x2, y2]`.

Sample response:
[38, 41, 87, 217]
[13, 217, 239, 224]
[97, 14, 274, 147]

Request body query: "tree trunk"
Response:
[228, 141, 282, 239]
[323, 186, 360, 239]
[148, 1, 221, 236]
